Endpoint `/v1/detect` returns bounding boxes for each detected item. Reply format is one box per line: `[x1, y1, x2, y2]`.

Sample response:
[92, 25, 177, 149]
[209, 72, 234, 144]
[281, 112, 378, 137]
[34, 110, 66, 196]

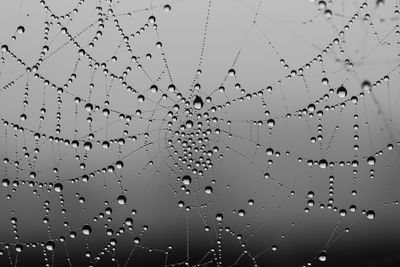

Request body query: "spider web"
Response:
[1, 0, 400, 266]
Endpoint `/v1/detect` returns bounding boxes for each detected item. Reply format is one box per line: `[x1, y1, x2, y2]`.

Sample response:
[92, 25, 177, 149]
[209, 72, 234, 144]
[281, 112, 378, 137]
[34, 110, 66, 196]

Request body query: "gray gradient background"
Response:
[1, 0, 400, 266]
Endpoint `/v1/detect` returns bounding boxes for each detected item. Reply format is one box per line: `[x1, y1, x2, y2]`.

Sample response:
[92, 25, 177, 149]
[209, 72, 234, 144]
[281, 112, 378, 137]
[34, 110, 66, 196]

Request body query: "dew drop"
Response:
[366, 210, 375, 219]
[117, 195, 127, 205]
[137, 95, 145, 103]
[336, 86, 347, 98]
[319, 159, 328, 169]
[318, 250, 328, 262]
[85, 103, 93, 112]
[15, 244, 23, 253]
[83, 142, 92, 151]
[116, 160, 124, 169]
[367, 156, 376, 166]
[362, 80, 371, 91]
[148, 15, 156, 24]
[238, 209, 245, 216]
[182, 175, 192, 185]
[45, 240, 55, 251]
[168, 84, 176, 92]
[193, 95, 204, 110]
[54, 183, 63, 193]
[150, 84, 158, 93]
[186, 120, 193, 128]
[82, 224, 92, 235]
[267, 119, 275, 128]
[17, 26, 25, 34]
[163, 4, 171, 12]
[205, 186, 213, 194]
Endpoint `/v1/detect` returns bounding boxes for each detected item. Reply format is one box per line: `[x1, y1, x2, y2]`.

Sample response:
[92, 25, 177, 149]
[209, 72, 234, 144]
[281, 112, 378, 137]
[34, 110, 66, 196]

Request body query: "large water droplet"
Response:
[336, 86, 347, 98]
[193, 95, 204, 110]
[205, 186, 213, 194]
[182, 175, 192, 185]
[318, 250, 328, 262]
[82, 224, 92, 235]
[366, 210, 375, 219]
[367, 156, 376, 166]
[319, 159, 328, 169]
[163, 4, 171, 12]
[46, 240, 55, 251]
[54, 183, 63, 193]
[362, 80, 371, 91]
[17, 26, 25, 34]
[117, 195, 127, 205]
[84, 142, 92, 151]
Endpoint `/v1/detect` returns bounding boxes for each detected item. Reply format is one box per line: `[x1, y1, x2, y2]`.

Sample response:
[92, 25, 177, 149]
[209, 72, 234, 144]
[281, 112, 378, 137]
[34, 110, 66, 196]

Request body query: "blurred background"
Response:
[1, 0, 400, 266]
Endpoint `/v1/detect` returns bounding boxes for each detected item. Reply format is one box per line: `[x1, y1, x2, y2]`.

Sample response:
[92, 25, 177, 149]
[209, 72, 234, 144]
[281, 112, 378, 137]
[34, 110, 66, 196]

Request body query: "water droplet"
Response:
[339, 209, 347, 217]
[116, 160, 124, 169]
[84, 142, 92, 151]
[17, 26, 25, 34]
[182, 175, 191, 185]
[367, 156, 376, 166]
[137, 95, 145, 103]
[366, 210, 375, 219]
[267, 119, 275, 128]
[15, 244, 23, 253]
[85, 103, 93, 112]
[205, 186, 213, 194]
[46, 240, 55, 251]
[1, 44, 8, 52]
[318, 250, 328, 262]
[102, 108, 110, 117]
[318, 1, 327, 9]
[376, 0, 385, 7]
[336, 86, 347, 98]
[148, 15, 156, 24]
[362, 80, 371, 91]
[117, 195, 127, 205]
[168, 84, 176, 92]
[349, 205, 357, 212]
[319, 159, 328, 169]
[54, 183, 63, 192]
[150, 84, 158, 93]
[193, 95, 204, 110]
[186, 120, 193, 128]
[82, 225, 92, 235]
[163, 4, 171, 12]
